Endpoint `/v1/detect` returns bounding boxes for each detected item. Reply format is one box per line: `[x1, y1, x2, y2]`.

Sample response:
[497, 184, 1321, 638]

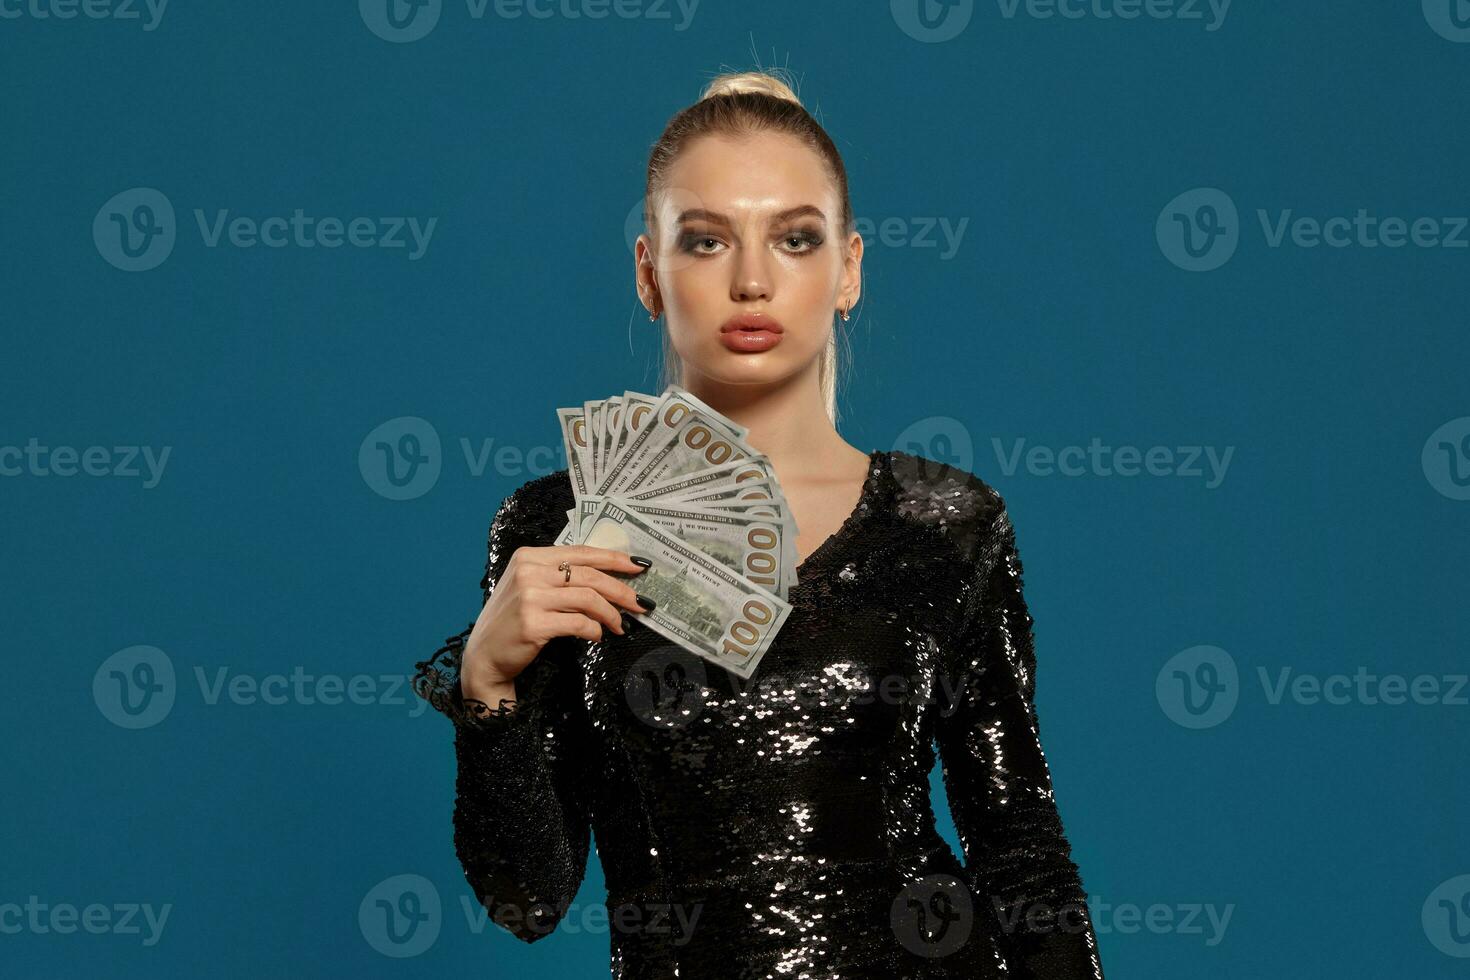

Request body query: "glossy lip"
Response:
[720, 313, 785, 334]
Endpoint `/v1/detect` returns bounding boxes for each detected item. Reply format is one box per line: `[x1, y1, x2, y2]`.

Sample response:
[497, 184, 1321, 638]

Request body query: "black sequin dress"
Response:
[413, 449, 1106, 979]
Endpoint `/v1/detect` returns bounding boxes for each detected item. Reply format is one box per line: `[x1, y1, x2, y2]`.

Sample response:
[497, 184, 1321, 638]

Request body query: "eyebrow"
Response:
[675, 205, 828, 227]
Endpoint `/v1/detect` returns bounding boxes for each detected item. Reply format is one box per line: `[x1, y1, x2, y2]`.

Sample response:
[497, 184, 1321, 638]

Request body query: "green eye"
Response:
[783, 230, 824, 253]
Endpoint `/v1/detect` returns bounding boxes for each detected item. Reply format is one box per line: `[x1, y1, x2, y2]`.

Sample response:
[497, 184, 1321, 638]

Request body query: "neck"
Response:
[678, 360, 851, 475]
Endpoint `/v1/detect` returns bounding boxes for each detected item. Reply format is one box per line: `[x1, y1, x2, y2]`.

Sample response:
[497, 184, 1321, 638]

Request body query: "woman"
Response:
[414, 71, 1105, 979]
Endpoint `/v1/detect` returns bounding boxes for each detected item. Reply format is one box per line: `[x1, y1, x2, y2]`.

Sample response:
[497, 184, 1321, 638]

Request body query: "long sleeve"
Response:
[411, 489, 593, 943]
[934, 500, 1105, 979]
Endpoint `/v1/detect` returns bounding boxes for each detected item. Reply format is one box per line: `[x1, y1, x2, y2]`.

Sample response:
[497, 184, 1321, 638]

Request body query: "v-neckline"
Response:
[793, 449, 888, 582]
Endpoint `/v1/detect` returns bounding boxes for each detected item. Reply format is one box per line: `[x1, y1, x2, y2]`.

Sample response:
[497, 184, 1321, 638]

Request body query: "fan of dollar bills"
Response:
[554, 384, 799, 679]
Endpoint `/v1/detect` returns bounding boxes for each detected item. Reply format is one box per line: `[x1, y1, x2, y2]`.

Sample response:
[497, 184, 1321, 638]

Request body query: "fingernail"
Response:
[635, 593, 656, 611]
[630, 555, 652, 569]
[621, 613, 635, 634]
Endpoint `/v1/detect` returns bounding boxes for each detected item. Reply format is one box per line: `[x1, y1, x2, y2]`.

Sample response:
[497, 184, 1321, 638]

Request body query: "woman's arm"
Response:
[934, 496, 1105, 978]
[413, 490, 593, 943]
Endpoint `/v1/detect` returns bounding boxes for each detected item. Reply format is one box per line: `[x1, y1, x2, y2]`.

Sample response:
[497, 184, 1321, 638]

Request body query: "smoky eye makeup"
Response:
[778, 226, 825, 252]
[675, 224, 827, 255]
[676, 231, 723, 254]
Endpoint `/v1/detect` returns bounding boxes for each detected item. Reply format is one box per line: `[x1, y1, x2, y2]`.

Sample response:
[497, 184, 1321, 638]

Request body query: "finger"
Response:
[517, 544, 650, 574]
[530, 585, 625, 636]
[540, 610, 607, 643]
[534, 563, 645, 613]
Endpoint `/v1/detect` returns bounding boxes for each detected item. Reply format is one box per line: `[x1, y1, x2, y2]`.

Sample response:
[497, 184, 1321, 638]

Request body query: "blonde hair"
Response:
[645, 70, 855, 426]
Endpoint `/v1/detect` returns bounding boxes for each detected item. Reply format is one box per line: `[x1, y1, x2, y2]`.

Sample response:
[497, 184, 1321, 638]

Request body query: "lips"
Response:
[720, 314, 784, 334]
[719, 313, 783, 353]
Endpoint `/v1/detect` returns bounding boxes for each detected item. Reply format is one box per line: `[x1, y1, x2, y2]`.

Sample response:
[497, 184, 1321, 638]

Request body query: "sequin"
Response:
[414, 450, 1105, 979]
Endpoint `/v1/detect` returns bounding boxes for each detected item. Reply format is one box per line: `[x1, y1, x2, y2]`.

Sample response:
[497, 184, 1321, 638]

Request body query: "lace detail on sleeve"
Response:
[413, 620, 532, 732]
[463, 696, 520, 719]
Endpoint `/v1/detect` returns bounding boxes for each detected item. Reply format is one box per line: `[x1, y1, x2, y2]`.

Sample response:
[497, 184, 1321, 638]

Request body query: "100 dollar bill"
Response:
[572, 495, 794, 600]
[576, 499, 790, 679]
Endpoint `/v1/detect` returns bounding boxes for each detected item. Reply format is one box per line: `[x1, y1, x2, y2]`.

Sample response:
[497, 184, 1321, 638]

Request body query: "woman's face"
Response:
[637, 131, 862, 390]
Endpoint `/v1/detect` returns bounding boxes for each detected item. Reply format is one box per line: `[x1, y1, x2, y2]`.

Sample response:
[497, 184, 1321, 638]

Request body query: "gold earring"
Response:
[840, 304, 851, 322]
[649, 309, 659, 321]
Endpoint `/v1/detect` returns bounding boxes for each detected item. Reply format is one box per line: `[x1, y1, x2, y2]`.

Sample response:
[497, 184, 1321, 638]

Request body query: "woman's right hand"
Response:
[460, 544, 651, 703]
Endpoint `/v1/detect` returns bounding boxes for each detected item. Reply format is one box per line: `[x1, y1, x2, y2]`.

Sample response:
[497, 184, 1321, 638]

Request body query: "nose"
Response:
[730, 243, 772, 304]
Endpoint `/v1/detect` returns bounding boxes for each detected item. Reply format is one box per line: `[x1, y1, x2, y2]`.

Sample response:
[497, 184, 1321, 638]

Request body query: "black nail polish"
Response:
[630, 555, 652, 569]
[635, 593, 656, 611]
[621, 613, 635, 633]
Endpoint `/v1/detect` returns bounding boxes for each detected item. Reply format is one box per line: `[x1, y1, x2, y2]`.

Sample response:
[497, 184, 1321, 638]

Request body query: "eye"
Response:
[780, 229, 824, 254]
[678, 233, 724, 255]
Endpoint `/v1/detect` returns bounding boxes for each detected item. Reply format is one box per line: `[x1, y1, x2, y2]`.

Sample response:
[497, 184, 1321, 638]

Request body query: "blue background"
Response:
[3, 1, 1467, 976]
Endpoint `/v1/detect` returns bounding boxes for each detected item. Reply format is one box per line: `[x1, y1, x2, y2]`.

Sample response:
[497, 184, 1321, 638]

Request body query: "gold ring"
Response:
[557, 560, 572, 583]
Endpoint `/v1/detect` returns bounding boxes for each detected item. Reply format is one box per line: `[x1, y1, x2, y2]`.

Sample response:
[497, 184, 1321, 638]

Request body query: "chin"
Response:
[694, 353, 813, 387]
